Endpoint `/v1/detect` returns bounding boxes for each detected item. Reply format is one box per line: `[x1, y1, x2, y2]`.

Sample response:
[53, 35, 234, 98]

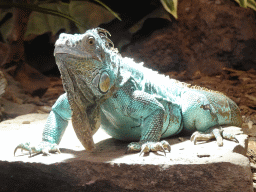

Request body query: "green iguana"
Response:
[14, 28, 243, 156]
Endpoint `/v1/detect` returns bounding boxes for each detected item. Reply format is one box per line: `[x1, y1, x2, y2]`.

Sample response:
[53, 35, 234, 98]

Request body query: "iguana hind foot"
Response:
[191, 127, 239, 146]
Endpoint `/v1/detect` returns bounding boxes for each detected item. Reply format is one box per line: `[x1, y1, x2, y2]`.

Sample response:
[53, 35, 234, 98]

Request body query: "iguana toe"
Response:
[161, 140, 171, 152]
[14, 141, 60, 157]
[190, 131, 215, 145]
[126, 142, 141, 153]
[222, 132, 239, 143]
[14, 142, 33, 156]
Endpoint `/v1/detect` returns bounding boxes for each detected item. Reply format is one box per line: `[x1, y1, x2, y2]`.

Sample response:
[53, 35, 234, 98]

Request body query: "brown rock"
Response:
[0, 98, 37, 117]
[14, 63, 50, 97]
[0, 114, 253, 191]
[0, 42, 9, 66]
[123, 0, 256, 76]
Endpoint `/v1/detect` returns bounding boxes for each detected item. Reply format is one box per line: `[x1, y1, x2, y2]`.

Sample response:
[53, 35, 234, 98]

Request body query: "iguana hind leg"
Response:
[182, 91, 241, 146]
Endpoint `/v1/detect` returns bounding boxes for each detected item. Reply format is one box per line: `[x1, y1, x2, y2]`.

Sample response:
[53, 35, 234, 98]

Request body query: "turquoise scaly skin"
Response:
[14, 28, 242, 156]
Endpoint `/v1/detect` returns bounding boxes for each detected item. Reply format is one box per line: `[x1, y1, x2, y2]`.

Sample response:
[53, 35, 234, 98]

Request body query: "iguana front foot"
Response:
[126, 140, 171, 156]
[14, 141, 60, 157]
[191, 127, 239, 146]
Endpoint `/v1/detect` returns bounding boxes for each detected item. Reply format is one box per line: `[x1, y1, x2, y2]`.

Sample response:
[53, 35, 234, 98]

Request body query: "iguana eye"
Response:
[88, 36, 95, 45]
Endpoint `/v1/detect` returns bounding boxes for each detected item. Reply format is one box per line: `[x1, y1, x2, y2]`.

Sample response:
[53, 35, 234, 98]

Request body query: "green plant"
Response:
[0, 0, 120, 40]
[235, 0, 256, 11]
[160, 0, 178, 19]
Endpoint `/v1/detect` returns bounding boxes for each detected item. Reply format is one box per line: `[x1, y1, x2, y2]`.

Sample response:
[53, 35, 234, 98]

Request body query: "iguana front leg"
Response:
[14, 93, 72, 156]
[123, 88, 171, 155]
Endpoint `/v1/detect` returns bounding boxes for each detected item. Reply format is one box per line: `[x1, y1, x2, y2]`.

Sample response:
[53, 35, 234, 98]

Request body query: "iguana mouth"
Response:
[54, 47, 94, 60]
[54, 53, 93, 62]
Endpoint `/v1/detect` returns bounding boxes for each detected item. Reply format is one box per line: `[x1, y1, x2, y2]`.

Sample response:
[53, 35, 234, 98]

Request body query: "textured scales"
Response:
[14, 28, 243, 156]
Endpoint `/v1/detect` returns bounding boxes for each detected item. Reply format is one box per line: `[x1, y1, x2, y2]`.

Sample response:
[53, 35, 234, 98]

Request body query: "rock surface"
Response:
[0, 113, 253, 191]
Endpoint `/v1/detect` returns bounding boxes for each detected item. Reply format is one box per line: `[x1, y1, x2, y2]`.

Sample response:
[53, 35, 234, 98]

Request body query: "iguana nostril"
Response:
[64, 39, 76, 47]
[59, 33, 67, 39]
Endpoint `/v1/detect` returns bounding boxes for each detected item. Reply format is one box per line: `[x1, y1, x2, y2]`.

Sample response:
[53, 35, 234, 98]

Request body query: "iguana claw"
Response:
[14, 141, 60, 157]
[126, 140, 171, 156]
[14, 142, 33, 156]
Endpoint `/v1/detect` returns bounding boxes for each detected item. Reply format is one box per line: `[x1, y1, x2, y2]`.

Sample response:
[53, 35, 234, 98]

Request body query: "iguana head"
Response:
[54, 28, 119, 101]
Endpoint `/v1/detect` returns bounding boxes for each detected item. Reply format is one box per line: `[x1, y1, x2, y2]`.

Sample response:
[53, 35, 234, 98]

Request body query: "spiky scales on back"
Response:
[98, 28, 225, 99]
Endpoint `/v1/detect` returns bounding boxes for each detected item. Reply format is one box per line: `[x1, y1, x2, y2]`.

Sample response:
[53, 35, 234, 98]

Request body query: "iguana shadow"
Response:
[58, 136, 191, 162]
